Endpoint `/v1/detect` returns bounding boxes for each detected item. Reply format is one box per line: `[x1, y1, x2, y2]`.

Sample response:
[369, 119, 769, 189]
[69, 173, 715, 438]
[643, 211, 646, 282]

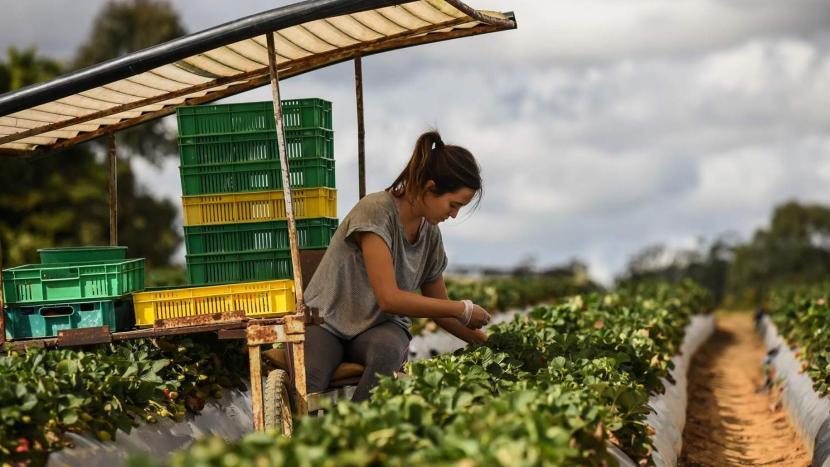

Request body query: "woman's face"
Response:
[421, 185, 477, 225]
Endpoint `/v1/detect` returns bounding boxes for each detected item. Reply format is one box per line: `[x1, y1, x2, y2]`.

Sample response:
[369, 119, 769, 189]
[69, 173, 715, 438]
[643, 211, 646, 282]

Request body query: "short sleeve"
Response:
[423, 228, 448, 284]
[342, 195, 395, 253]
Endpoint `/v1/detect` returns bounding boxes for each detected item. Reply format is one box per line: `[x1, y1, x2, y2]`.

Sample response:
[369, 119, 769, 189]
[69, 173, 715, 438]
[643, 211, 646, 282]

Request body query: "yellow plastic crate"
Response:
[132, 279, 295, 326]
[182, 188, 337, 226]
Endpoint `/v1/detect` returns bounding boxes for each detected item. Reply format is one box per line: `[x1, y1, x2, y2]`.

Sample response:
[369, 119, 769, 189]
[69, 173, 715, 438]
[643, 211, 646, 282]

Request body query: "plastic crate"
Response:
[132, 280, 295, 327]
[184, 218, 338, 254]
[182, 188, 337, 226]
[178, 128, 333, 166]
[176, 99, 331, 138]
[2, 259, 145, 305]
[38, 246, 127, 264]
[4, 299, 134, 340]
[186, 249, 293, 286]
[180, 157, 335, 196]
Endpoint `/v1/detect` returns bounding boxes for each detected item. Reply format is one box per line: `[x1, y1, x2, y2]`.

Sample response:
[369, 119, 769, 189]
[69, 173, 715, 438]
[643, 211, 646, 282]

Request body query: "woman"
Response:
[303, 130, 492, 402]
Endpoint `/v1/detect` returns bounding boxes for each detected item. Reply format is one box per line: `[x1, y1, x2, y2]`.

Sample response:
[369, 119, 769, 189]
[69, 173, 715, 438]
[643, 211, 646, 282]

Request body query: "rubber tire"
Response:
[264, 369, 293, 436]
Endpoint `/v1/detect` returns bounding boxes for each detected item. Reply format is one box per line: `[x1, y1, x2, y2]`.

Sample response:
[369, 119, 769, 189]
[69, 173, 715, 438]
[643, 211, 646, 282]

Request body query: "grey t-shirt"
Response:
[304, 191, 448, 340]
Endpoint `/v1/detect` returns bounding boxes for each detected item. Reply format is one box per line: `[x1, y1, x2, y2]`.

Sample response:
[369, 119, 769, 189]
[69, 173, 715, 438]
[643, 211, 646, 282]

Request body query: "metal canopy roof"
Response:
[0, 0, 515, 156]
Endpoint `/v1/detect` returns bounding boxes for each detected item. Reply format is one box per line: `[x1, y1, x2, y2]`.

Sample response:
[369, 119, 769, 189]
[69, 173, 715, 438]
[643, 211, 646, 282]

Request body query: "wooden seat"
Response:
[262, 347, 365, 388]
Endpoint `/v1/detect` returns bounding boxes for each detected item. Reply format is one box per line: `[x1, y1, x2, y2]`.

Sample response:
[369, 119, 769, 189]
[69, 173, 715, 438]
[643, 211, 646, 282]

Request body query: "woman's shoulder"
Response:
[345, 191, 396, 222]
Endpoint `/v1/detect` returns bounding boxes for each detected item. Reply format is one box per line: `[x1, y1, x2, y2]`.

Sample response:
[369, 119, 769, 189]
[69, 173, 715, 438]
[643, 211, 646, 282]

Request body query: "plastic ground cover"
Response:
[759, 315, 830, 467]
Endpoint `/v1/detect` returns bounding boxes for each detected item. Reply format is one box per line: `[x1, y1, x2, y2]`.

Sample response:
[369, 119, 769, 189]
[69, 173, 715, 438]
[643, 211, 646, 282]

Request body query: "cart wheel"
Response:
[265, 369, 293, 436]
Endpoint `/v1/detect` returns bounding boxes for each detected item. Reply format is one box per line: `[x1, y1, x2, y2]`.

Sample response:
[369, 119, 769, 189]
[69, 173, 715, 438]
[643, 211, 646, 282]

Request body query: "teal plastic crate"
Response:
[39, 246, 127, 264]
[184, 218, 338, 254]
[176, 99, 331, 138]
[179, 157, 335, 195]
[2, 259, 145, 305]
[177, 128, 334, 165]
[4, 300, 134, 340]
[186, 250, 293, 286]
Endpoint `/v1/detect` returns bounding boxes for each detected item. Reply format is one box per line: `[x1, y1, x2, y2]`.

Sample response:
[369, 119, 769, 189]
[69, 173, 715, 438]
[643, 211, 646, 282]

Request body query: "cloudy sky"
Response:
[3, 0, 830, 284]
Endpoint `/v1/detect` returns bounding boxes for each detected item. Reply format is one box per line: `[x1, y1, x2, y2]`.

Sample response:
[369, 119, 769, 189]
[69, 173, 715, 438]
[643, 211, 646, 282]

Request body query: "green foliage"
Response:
[73, 0, 186, 163]
[767, 284, 830, 396]
[618, 201, 830, 308]
[0, 336, 247, 463]
[0, 1, 187, 267]
[0, 146, 181, 267]
[411, 275, 601, 336]
[130, 281, 711, 467]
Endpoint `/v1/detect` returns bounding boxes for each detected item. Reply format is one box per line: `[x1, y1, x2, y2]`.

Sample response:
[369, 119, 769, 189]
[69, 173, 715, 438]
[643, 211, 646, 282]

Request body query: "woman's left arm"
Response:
[421, 275, 487, 344]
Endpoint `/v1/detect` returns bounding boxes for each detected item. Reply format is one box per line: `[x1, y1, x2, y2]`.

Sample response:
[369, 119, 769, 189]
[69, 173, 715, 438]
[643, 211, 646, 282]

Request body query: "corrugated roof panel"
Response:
[225, 40, 270, 65]
[105, 81, 164, 98]
[33, 102, 89, 117]
[152, 64, 214, 85]
[318, 16, 381, 43]
[279, 26, 338, 54]
[351, 10, 407, 35]
[203, 47, 264, 72]
[377, 6, 431, 29]
[253, 34, 309, 61]
[404, 2, 457, 23]
[0, 0, 516, 155]
[81, 87, 142, 104]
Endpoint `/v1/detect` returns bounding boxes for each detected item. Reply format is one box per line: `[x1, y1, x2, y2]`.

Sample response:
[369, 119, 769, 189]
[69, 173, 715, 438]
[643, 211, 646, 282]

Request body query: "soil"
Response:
[678, 313, 810, 467]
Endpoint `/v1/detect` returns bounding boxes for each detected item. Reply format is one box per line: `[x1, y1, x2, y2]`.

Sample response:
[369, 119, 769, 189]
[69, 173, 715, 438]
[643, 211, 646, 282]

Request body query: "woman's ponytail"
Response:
[388, 130, 482, 204]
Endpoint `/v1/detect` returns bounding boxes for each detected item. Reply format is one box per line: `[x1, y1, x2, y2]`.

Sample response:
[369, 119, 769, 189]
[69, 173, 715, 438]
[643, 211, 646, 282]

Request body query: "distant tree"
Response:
[728, 201, 830, 305]
[0, 47, 180, 267]
[73, 0, 187, 163]
[617, 234, 738, 304]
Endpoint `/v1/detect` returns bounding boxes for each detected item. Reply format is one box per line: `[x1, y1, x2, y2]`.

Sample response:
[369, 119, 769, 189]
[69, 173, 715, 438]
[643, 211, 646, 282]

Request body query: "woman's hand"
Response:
[466, 305, 491, 329]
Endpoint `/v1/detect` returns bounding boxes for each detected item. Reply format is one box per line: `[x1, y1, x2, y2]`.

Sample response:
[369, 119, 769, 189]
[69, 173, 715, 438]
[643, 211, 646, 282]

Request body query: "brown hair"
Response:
[387, 130, 482, 206]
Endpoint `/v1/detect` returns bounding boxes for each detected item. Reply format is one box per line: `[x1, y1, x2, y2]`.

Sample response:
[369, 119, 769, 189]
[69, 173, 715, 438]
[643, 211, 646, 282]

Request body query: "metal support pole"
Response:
[248, 345, 264, 431]
[355, 54, 366, 199]
[266, 33, 305, 309]
[0, 238, 5, 346]
[108, 134, 118, 246]
[290, 341, 308, 415]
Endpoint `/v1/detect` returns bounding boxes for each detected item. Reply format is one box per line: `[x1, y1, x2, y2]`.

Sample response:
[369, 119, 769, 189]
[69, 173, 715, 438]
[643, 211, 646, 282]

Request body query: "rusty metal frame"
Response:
[355, 53, 366, 199]
[107, 133, 118, 246]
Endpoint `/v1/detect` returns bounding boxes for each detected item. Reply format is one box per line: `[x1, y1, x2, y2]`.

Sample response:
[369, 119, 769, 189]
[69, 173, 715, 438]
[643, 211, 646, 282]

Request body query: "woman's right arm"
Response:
[357, 232, 489, 328]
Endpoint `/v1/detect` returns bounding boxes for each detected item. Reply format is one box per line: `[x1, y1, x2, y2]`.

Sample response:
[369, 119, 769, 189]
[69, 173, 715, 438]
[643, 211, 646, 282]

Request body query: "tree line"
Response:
[617, 201, 830, 307]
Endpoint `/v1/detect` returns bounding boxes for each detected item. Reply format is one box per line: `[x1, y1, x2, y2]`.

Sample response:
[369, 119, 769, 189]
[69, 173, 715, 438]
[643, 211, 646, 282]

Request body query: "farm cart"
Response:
[0, 0, 516, 435]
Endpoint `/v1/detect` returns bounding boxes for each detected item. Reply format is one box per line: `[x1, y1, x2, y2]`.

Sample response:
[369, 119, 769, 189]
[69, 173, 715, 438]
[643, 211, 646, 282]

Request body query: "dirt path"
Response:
[678, 313, 810, 467]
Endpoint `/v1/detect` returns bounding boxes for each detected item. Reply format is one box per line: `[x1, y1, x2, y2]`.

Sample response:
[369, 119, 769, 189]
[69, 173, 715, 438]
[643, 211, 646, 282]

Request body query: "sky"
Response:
[3, 0, 830, 284]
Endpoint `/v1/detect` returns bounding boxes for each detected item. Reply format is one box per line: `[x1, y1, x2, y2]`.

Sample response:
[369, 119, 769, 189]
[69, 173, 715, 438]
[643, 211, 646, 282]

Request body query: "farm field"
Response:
[2, 0, 829, 466]
[679, 313, 810, 466]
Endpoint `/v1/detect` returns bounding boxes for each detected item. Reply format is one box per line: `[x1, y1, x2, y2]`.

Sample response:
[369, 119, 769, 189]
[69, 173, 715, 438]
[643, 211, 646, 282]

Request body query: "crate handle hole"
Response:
[41, 306, 74, 317]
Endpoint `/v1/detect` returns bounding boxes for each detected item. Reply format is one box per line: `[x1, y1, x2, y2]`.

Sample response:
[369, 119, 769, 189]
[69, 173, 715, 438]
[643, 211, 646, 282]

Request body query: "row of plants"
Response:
[1, 335, 248, 465]
[410, 275, 601, 336]
[767, 283, 830, 396]
[131, 281, 713, 466]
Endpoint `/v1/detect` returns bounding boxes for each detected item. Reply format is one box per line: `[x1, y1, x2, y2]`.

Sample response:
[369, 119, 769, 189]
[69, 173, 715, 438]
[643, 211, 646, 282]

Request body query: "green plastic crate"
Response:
[184, 218, 339, 254]
[2, 259, 145, 305]
[186, 250, 293, 286]
[4, 300, 134, 340]
[180, 157, 335, 195]
[38, 246, 127, 264]
[178, 129, 334, 165]
[176, 99, 332, 138]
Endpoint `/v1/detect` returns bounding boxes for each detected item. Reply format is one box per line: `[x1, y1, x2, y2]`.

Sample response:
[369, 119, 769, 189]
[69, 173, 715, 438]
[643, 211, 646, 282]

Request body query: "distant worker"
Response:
[304, 130, 491, 401]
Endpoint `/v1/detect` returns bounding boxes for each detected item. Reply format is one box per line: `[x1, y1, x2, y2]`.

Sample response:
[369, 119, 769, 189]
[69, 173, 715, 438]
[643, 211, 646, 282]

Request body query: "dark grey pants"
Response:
[304, 321, 410, 402]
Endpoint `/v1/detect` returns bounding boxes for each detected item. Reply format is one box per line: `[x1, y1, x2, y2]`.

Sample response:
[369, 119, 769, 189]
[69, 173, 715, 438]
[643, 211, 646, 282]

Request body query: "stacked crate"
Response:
[1, 247, 144, 339]
[177, 99, 338, 286]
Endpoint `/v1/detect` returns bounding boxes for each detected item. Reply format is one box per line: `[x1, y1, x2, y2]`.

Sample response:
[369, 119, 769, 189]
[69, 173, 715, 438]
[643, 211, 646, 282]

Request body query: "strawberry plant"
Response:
[0, 335, 248, 464]
[130, 280, 711, 466]
[768, 284, 830, 396]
